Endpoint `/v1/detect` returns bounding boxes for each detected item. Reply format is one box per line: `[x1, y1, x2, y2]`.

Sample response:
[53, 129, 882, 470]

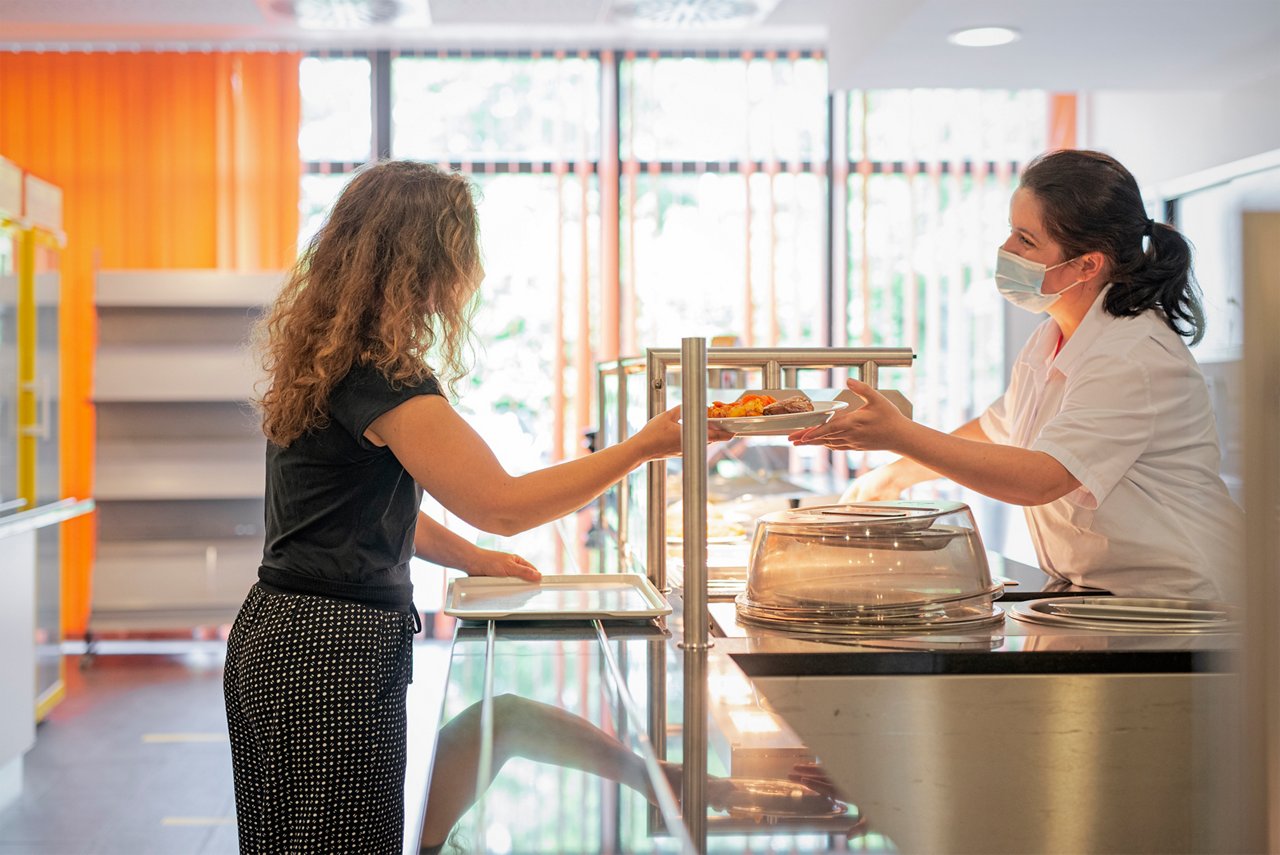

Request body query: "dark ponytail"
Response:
[1021, 149, 1205, 345]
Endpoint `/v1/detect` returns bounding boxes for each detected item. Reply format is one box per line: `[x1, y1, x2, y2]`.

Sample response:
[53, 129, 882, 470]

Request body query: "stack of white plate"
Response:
[1008, 597, 1239, 633]
[734, 586, 1005, 636]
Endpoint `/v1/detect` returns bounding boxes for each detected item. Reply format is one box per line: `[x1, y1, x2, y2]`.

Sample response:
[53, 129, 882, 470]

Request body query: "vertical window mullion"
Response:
[600, 49, 621, 362]
[372, 50, 391, 160]
[827, 90, 846, 350]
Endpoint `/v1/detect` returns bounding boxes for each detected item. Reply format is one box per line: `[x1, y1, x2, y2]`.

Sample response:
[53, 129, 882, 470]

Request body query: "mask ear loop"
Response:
[1049, 255, 1091, 297]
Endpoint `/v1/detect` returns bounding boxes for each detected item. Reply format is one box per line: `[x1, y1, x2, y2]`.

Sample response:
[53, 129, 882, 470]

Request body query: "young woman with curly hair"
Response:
[223, 160, 706, 853]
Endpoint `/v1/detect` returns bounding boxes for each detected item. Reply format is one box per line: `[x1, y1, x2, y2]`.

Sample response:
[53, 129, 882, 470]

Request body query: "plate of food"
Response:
[706, 394, 846, 436]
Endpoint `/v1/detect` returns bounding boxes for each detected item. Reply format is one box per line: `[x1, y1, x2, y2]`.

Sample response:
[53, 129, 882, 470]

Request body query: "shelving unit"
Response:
[90, 270, 283, 632]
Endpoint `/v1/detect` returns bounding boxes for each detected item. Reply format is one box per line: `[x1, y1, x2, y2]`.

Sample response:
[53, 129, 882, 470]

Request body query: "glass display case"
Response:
[595, 346, 915, 594]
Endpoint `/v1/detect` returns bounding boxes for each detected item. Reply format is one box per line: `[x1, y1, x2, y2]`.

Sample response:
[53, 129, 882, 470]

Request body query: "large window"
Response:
[620, 52, 828, 352]
[296, 52, 1055, 472]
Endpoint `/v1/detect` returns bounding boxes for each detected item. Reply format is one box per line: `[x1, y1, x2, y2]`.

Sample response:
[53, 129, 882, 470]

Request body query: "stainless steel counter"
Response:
[413, 540, 1243, 854]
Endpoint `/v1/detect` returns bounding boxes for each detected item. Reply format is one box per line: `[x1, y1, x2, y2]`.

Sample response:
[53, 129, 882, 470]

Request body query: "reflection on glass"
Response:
[299, 57, 372, 162]
[430, 633, 873, 853]
[422, 694, 694, 853]
[435, 635, 687, 853]
[392, 56, 601, 162]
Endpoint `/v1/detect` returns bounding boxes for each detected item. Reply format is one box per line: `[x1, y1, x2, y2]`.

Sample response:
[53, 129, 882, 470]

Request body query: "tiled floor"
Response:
[0, 640, 450, 855]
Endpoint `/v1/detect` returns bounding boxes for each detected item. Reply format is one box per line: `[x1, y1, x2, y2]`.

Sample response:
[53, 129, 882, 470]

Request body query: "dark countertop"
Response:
[705, 606, 1238, 676]
[699, 549, 1239, 676]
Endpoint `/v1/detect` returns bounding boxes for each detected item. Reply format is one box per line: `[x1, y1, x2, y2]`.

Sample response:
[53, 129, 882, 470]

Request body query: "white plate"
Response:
[1008, 598, 1239, 633]
[444, 573, 671, 620]
[710, 401, 847, 436]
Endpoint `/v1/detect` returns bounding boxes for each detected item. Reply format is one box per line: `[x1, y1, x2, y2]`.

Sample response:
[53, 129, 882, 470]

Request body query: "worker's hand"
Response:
[465, 548, 541, 582]
[839, 464, 905, 503]
[788, 378, 909, 451]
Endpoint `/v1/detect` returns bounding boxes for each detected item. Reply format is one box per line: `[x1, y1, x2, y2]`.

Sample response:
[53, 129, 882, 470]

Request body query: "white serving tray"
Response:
[444, 573, 671, 621]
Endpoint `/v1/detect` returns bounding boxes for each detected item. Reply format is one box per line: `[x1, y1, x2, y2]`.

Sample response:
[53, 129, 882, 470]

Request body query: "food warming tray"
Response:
[444, 573, 671, 621]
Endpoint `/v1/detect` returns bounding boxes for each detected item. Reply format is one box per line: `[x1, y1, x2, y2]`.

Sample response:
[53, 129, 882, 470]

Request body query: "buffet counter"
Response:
[411, 531, 1241, 854]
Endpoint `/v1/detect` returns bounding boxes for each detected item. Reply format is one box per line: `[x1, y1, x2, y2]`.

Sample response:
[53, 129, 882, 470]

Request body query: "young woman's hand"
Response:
[788, 378, 909, 452]
[631, 405, 733, 461]
[464, 547, 541, 582]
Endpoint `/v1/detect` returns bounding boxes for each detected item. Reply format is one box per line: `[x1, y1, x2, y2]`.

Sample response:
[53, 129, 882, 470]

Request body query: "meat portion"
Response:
[762, 396, 814, 416]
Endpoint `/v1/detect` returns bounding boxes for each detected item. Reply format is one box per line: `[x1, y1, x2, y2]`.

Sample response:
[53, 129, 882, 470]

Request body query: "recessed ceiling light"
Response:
[947, 26, 1021, 48]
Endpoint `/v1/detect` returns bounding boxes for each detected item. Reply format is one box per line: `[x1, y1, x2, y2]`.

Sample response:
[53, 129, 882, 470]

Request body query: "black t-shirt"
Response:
[257, 363, 442, 612]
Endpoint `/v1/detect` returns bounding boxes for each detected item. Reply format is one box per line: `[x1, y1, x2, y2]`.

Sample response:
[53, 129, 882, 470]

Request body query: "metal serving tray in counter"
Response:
[443, 572, 671, 621]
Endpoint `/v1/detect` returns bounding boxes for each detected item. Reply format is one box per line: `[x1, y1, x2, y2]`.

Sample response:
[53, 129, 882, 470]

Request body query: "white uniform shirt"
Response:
[978, 289, 1242, 599]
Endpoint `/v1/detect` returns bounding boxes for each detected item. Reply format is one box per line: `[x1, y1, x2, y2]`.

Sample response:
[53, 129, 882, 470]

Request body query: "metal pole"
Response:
[679, 337, 710, 851]
[681, 645, 709, 852]
[763, 358, 783, 390]
[679, 337, 710, 650]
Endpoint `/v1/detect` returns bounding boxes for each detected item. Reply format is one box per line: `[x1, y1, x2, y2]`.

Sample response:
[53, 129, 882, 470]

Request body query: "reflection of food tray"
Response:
[718, 777, 846, 822]
[444, 573, 670, 620]
[709, 401, 846, 436]
[1009, 597, 1239, 634]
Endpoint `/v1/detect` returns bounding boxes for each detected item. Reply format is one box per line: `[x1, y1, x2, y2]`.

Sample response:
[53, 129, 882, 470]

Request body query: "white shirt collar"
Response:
[1051, 285, 1114, 377]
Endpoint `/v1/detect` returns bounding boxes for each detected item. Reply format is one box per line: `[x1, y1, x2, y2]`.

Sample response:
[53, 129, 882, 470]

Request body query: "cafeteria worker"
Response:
[790, 149, 1242, 600]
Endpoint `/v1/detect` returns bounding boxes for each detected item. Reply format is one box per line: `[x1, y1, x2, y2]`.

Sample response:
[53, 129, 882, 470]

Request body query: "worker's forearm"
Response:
[880, 418, 991, 490]
[893, 420, 1076, 506]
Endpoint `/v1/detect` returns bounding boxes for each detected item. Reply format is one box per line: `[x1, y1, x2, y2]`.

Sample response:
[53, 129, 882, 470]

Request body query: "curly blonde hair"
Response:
[256, 161, 481, 446]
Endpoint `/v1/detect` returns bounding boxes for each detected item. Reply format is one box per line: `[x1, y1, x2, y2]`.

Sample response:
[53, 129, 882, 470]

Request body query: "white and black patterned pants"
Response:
[224, 584, 417, 854]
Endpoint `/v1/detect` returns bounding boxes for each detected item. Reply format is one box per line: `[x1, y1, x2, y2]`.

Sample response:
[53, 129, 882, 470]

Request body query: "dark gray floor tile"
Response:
[1, 644, 449, 855]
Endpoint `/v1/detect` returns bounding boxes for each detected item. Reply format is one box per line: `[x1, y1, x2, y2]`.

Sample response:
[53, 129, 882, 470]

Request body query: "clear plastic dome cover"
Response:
[740, 500, 998, 617]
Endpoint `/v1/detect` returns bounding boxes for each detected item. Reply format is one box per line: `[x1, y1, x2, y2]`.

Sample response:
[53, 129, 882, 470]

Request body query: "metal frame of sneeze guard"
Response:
[639, 346, 914, 593]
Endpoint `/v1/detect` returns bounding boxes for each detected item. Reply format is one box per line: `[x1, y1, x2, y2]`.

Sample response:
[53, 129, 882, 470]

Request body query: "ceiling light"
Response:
[947, 26, 1020, 48]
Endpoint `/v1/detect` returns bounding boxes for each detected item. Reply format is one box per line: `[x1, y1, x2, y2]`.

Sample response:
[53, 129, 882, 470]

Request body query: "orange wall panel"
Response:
[0, 50, 300, 635]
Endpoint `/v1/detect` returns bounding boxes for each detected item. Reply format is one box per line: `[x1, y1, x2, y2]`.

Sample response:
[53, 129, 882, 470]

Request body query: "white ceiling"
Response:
[0, 0, 1278, 91]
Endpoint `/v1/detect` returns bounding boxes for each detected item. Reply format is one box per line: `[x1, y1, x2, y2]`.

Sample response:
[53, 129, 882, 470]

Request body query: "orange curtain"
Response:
[0, 50, 300, 636]
[1048, 92, 1078, 151]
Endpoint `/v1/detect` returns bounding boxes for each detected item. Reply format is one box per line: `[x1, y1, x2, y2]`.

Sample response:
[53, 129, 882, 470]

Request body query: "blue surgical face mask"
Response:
[995, 248, 1084, 313]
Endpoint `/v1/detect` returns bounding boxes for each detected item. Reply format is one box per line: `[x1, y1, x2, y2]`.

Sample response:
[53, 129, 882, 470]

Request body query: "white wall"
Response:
[1083, 72, 1280, 188]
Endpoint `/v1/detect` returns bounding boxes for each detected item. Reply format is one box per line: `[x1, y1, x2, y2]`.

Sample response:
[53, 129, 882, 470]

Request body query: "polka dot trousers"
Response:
[224, 584, 417, 854]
